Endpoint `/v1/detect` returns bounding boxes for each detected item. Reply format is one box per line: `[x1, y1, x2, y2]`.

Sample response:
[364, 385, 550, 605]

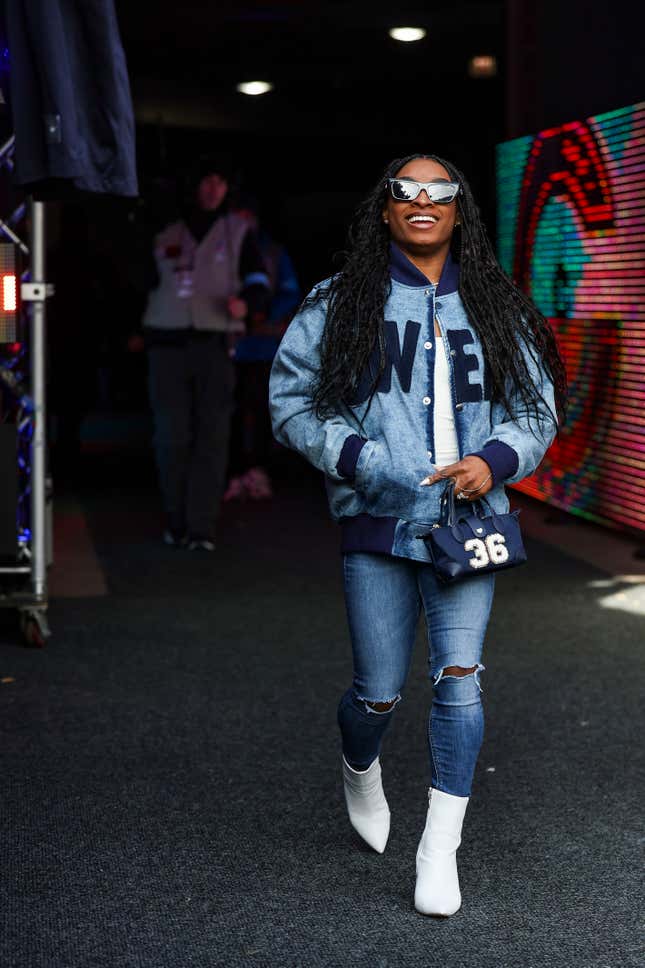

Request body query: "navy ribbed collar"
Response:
[389, 242, 460, 295]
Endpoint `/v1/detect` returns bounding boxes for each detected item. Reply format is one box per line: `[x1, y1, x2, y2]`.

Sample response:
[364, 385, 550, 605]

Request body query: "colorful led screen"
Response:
[497, 102, 645, 533]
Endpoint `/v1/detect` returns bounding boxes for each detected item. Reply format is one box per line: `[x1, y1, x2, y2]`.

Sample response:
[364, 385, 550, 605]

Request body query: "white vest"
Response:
[142, 213, 249, 333]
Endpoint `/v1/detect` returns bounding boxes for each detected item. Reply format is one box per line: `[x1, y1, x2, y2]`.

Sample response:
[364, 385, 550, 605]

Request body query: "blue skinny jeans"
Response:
[337, 553, 495, 797]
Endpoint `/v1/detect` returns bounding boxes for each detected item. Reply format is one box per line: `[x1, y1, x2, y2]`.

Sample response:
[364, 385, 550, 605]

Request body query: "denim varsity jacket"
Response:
[269, 244, 557, 563]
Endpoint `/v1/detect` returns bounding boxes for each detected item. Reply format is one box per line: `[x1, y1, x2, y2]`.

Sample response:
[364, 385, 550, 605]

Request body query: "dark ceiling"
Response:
[116, 1, 506, 138]
[115, 1, 508, 285]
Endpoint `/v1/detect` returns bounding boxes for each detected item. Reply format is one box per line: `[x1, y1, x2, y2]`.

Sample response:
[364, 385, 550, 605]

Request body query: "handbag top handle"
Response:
[439, 479, 487, 527]
[438, 479, 507, 534]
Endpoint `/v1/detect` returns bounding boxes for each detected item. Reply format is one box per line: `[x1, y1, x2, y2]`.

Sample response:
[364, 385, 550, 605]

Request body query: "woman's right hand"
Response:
[419, 455, 494, 501]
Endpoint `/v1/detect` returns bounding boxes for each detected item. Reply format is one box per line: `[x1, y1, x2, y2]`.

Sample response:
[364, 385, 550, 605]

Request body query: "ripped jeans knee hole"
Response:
[432, 663, 486, 693]
[356, 693, 402, 715]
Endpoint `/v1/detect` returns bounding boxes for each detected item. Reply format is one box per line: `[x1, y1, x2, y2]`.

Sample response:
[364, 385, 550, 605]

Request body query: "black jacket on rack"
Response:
[3, 0, 137, 197]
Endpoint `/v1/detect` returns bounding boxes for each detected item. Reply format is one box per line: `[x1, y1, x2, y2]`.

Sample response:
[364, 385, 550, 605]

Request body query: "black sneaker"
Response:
[163, 529, 187, 547]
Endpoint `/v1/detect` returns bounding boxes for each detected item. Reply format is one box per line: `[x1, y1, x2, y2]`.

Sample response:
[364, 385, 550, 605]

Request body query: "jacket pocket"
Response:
[353, 439, 381, 498]
[353, 438, 441, 522]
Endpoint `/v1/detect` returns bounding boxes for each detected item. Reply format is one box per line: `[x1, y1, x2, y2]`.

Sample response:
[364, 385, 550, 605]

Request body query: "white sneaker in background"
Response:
[223, 476, 247, 501]
[187, 537, 216, 552]
[243, 466, 273, 499]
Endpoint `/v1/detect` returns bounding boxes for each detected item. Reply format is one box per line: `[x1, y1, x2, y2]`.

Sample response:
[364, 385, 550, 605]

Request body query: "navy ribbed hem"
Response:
[340, 514, 398, 555]
[468, 440, 519, 486]
[336, 435, 366, 480]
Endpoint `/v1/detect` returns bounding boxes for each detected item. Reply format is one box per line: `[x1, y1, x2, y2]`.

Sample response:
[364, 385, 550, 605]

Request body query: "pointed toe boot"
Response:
[414, 786, 469, 916]
[342, 756, 391, 854]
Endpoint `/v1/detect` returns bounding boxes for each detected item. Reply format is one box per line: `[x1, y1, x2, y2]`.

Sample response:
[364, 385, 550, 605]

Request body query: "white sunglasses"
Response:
[387, 178, 460, 203]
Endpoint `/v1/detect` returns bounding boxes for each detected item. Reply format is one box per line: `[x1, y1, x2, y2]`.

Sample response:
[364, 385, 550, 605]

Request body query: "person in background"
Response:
[224, 195, 301, 501]
[141, 158, 270, 550]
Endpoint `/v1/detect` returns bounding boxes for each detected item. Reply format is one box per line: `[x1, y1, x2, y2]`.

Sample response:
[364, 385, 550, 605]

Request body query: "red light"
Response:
[2, 274, 16, 312]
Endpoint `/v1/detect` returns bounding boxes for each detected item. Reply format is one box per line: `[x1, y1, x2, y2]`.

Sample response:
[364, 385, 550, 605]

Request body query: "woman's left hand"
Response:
[420, 455, 494, 501]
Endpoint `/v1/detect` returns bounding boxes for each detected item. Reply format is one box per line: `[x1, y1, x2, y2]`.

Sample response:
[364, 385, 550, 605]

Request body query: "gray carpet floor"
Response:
[0, 467, 642, 968]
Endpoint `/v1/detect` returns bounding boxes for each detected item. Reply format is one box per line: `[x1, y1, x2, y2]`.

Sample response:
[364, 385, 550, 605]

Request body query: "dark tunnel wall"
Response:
[506, 0, 643, 138]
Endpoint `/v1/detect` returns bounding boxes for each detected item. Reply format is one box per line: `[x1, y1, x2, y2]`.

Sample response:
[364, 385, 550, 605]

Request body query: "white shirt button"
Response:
[423, 396, 431, 406]
[424, 341, 432, 350]
[427, 450, 433, 459]
[424, 289, 431, 296]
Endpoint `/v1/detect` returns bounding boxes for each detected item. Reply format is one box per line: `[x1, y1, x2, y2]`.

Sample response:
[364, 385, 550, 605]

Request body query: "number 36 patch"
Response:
[464, 533, 510, 569]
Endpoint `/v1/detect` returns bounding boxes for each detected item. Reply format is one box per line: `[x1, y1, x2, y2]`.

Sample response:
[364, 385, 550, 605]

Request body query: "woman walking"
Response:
[269, 154, 566, 916]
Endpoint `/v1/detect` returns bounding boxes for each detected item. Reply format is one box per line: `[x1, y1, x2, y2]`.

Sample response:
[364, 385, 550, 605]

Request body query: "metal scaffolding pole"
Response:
[29, 199, 47, 600]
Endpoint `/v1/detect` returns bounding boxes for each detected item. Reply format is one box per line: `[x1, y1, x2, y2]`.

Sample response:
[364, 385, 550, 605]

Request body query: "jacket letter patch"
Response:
[353, 319, 420, 403]
[446, 329, 490, 402]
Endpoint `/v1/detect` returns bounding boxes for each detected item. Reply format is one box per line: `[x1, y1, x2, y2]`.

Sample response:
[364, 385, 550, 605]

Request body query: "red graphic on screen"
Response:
[514, 121, 615, 289]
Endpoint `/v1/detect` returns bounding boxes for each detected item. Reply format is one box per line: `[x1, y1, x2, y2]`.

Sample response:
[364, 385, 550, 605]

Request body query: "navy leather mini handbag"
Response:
[419, 480, 527, 584]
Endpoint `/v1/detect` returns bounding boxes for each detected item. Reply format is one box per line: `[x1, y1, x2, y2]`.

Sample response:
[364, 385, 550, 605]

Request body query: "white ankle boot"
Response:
[414, 786, 469, 916]
[342, 756, 391, 854]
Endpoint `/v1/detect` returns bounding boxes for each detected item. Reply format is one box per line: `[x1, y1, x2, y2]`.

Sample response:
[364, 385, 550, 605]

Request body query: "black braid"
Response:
[308, 153, 567, 433]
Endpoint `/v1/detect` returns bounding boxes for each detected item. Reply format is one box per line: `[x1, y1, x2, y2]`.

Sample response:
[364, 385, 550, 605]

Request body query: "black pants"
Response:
[147, 334, 234, 538]
[228, 360, 274, 476]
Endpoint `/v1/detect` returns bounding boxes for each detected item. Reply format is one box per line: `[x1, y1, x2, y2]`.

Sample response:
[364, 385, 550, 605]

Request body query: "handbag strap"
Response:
[439, 479, 488, 526]
[475, 494, 508, 532]
[439, 481, 507, 533]
[439, 480, 458, 526]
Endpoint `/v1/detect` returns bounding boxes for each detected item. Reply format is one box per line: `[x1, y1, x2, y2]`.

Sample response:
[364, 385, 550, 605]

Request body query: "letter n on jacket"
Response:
[353, 319, 421, 404]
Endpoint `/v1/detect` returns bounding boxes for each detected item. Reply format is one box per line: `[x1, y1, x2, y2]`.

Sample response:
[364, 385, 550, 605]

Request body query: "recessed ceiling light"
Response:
[236, 81, 274, 96]
[468, 55, 497, 78]
[389, 27, 426, 43]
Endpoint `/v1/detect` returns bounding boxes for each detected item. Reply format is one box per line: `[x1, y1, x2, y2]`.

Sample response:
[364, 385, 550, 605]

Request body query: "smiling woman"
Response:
[383, 160, 461, 276]
[268, 151, 566, 918]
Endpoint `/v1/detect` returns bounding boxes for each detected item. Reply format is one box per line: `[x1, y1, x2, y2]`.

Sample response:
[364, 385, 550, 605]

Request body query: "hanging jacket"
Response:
[269, 244, 557, 563]
[4, 0, 137, 197]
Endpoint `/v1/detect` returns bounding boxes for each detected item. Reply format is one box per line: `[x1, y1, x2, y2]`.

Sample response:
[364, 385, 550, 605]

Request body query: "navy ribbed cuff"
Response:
[468, 440, 519, 486]
[337, 435, 366, 480]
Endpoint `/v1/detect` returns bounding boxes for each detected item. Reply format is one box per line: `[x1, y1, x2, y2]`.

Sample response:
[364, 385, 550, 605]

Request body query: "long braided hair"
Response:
[309, 153, 567, 432]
